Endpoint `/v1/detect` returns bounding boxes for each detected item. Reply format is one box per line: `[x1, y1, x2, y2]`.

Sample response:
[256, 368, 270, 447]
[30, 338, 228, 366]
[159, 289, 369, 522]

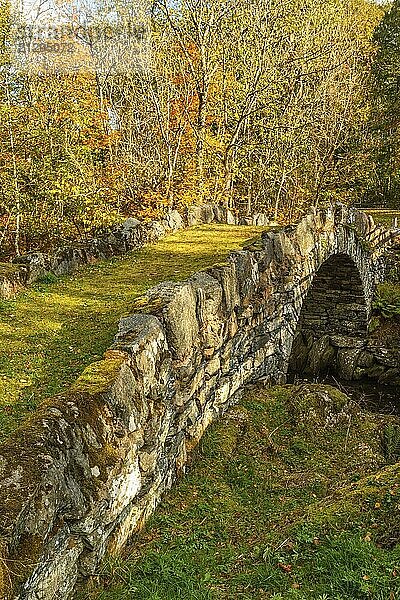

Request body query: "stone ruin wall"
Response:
[0, 204, 396, 600]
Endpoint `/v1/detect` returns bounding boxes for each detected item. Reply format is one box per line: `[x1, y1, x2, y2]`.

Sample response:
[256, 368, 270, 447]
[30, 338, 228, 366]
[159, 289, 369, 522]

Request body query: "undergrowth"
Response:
[79, 384, 400, 600]
[0, 224, 263, 442]
[373, 282, 400, 319]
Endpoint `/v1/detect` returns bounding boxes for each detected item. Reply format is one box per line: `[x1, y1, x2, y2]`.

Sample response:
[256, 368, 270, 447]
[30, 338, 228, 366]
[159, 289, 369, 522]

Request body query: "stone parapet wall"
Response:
[0, 204, 396, 599]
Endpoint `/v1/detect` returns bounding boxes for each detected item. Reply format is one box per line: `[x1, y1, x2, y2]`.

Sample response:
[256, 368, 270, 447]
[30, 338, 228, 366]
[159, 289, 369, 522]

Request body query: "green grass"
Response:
[79, 384, 400, 600]
[364, 209, 400, 229]
[373, 282, 400, 319]
[0, 224, 264, 442]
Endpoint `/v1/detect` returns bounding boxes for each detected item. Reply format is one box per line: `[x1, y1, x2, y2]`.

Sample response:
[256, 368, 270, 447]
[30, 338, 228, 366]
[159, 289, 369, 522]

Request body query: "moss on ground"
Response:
[79, 384, 400, 600]
[0, 224, 263, 442]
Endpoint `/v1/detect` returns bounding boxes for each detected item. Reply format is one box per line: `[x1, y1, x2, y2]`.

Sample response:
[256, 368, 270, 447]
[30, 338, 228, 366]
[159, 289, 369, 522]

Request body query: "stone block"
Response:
[207, 263, 240, 315]
[190, 271, 224, 349]
[330, 335, 366, 349]
[307, 335, 336, 375]
[13, 251, 51, 284]
[121, 217, 141, 232]
[232, 251, 259, 300]
[226, 209, 237, 224]
[295, 214, 316, 256]
[357, 351, 375, 369]
[336, 349, 361, 380]
[187, 204, 214, 225]
[147, 281, 199, 362]
[212, 204, 227, 223]
[164, 210, 183, 231]
[252, 212, 270, 226]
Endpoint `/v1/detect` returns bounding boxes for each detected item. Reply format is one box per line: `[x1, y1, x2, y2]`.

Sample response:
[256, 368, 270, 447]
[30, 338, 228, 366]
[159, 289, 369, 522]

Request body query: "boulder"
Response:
[147, 281, 199, 362]
[13, 252, 51, 284]
[336, 348, 361, 380]
[252, 212, 269, 226]
[307, 335, 336, 375]
[187, 204, 214, 226]
[164, 210, 183, 231]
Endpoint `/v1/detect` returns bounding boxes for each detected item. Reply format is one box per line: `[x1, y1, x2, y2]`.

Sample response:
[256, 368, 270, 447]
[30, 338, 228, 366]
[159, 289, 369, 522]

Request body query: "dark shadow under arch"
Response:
[289, 253, 368, 376]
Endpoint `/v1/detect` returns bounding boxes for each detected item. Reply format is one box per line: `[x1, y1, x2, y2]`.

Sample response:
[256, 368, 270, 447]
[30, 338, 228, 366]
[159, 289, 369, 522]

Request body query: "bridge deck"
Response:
[0, 224, 264, 442]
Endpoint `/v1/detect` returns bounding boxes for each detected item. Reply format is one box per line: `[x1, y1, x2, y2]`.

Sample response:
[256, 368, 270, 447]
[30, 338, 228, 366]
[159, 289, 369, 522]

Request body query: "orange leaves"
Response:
[186, 41, 200, 63]
[277, 562, 292, 573]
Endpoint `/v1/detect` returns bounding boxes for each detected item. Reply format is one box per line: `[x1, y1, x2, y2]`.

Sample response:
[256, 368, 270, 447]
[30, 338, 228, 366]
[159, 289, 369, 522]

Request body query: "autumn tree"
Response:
[0, 0, 387, 255]
[0, 2, 121, 255]
[368, 0, 400, 207]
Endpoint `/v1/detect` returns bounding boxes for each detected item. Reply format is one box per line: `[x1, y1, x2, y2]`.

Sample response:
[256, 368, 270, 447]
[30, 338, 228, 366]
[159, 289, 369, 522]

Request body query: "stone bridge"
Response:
[0, 204, 397, 600]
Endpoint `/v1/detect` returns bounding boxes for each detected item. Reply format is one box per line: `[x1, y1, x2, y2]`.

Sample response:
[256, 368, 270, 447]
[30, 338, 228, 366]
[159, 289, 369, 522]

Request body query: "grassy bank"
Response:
[364, 209, 400, 229]
[0, 224, 263, 442]
[79, 384, 400, 600]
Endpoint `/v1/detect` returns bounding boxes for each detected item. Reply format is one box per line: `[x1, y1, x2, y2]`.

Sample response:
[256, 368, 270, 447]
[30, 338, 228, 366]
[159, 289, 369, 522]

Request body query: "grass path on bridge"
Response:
[0, 224, 263, 442]
[364, 208, 400, 228]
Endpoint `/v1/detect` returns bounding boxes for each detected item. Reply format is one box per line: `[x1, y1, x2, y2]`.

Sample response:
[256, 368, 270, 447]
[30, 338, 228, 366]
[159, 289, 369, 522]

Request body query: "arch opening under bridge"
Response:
[288, 253, 369, 377]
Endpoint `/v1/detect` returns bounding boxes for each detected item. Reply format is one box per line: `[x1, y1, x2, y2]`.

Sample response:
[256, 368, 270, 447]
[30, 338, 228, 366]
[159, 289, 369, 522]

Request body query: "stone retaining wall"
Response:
[0, 204, 396, 600]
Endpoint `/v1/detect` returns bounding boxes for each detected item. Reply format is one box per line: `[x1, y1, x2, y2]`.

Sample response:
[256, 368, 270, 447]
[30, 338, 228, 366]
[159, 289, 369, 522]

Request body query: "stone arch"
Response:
[289, 252, 369, 376]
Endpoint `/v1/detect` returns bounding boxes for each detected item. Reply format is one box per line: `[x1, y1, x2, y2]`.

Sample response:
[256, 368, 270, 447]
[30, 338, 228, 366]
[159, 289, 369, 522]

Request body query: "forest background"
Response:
[0, 0, 398, 258]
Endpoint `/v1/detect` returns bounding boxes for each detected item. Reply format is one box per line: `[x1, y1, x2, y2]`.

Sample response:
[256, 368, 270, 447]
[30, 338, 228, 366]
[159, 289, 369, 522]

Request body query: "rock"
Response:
[187, 204, 214, 225]
[190, 271, 224, 349]
[367, 347, 400, 368]
[121, 217, 140, 233]
[51, 248, 86, 276]
[232, 251, 259, 300]
[295, 213, 316, 256]
[148, 220, 167, 240]
[164, 210, 183, 231]
[307, 335, 336, 375]
[252, 212, 269, 226]
[226, 209, 237, 225]
[115, 313, 165, 345]
[288, 332, 310, 373]
[0, 264, 26, 299]
[378, 368, 400, 385]
[353, 211, 370, 238]
[366, 364, 386, 379]
[336, 349, 361, 380]
[13, 251, 50, 284]
[147, 281, 199, 362]
[330, 335, 366, 349]
[207, 263, 240, 315]
[212, 204, 227, 223]
[357, 351, 375, 369]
